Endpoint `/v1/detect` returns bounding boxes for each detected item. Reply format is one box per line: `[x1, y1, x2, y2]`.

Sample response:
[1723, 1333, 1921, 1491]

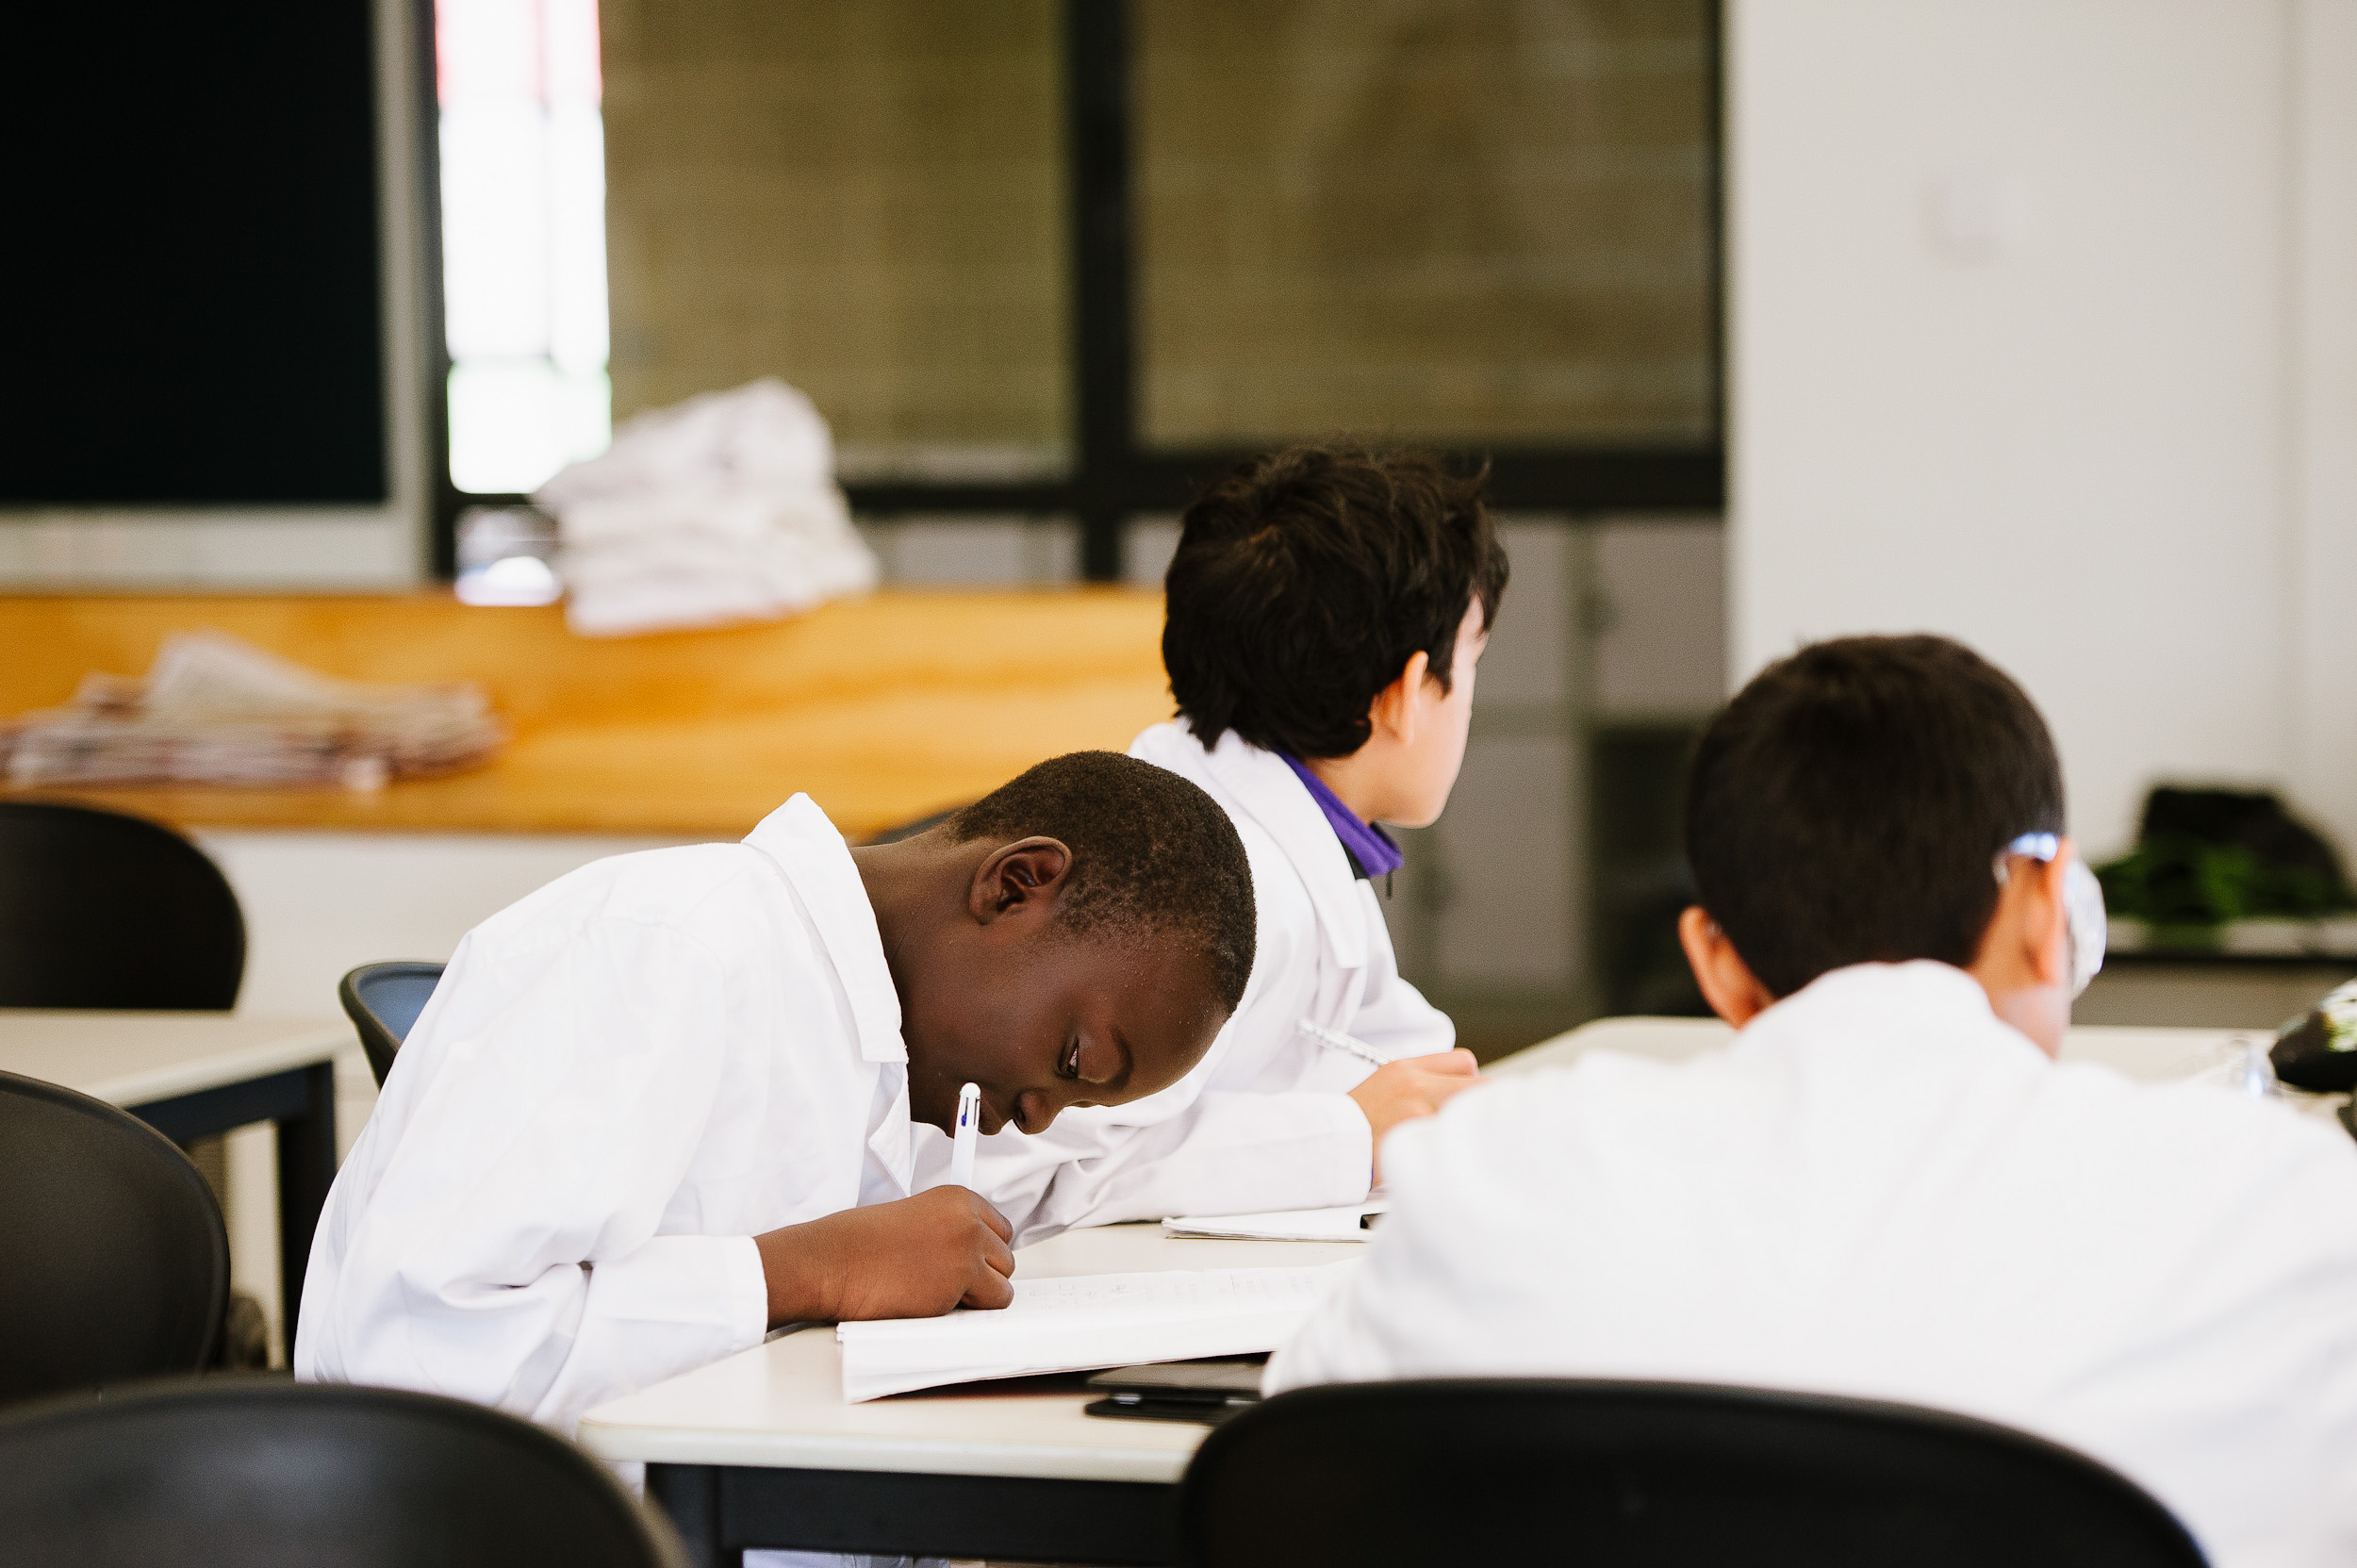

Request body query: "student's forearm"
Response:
[754, 1189, 1018, 1327]
[753, 1221, 846, 1327]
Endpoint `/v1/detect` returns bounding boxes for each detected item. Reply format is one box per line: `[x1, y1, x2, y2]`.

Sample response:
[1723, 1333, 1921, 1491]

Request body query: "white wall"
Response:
[200, 830, 701, 1018]
[2291, 2, 2357, 866]
[1730, 0, 2357, 859]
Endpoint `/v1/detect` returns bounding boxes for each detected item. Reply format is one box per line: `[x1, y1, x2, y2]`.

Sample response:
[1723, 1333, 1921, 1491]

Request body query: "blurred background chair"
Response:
[1178, 1379, 2204, 1568]
[339, 962, 445, 1087]
[0, 801, 244, 1010]
[0, 1378, 685, 1567]
[0, 1071, 227, 1405]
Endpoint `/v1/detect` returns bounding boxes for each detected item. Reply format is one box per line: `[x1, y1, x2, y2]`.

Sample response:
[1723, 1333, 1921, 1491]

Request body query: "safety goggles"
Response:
[1993, 832, 2106, 997]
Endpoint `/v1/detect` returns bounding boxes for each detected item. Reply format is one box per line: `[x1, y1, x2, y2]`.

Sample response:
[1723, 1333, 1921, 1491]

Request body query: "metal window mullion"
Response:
[1065, 0, 1139, 583]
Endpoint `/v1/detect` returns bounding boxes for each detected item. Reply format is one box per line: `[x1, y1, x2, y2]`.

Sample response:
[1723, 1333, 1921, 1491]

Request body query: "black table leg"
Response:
[275, 1060, 338, 1353]
[648, 1464, 726, 1568]
[131, 1061, 338, 1364]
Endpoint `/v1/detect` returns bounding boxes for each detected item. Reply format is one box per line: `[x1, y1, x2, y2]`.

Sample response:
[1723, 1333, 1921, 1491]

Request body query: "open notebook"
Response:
[835, 1263, 1358, 1403]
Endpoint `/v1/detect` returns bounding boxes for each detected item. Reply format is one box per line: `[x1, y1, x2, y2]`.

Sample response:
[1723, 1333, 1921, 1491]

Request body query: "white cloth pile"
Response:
[536, 378, 879, 637]
[0, 631, 504, 791]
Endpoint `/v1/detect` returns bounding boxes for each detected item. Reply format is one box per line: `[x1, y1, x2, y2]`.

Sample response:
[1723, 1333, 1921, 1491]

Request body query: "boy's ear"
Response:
[1988, 846, 2071, 989]
[1678, 906, 1777, 1028]
[969, 836, 1074, 923]
[1970, 846, 2075, 1057]
[1368, 650, 1433, 746]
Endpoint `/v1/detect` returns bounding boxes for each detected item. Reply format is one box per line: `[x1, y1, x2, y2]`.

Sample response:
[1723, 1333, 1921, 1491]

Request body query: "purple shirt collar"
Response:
[1277, 753, 1404, 879]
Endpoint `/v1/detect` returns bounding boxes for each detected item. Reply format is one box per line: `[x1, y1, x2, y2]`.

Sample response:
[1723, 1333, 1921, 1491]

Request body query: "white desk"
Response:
[1493, 1018, 2281, 1086]
[581, 1225, 1361, 1565]
[0, 1010, 349, 1345]
[1494, 1019, 2353, 1124]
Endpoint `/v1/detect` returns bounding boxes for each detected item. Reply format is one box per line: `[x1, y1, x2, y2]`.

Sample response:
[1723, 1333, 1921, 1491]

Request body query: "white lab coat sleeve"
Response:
[996, 887, 1442, 1239]
[297, 918, 770, 1432]
[1264, 1114, 1462, 1395]
[1345, 883, 1456, 1062]
[980, 902, 1376, 1243]
[1005, 1089, 1375, 1245]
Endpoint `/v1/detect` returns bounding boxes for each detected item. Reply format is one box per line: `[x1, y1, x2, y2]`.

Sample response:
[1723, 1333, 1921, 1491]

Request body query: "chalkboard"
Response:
[0, 2, 387, 505]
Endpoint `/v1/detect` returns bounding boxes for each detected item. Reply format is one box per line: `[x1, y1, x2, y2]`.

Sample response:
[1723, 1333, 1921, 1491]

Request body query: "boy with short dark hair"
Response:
[1270, 635, 2357, 1565]
[953, 445, 1502, 1237]
[297, 751, 1253, 1433]
[1681, 633, 2075, 1031]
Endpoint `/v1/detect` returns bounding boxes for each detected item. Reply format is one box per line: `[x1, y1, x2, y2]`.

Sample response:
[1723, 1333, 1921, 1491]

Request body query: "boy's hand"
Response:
[1347, 1049, 1480, 1182]
[755, 1186, 1015, 1328]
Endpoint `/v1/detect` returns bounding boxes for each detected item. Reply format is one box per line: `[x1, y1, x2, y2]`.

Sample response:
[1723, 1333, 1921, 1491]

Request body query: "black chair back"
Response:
[0, 801, 244, 1009]
[0, 1072, 227, 1404]
[1179, 1379, 2206, 1568]
[0, 1378, 686, 1566]
[339, 961, 444, 1086]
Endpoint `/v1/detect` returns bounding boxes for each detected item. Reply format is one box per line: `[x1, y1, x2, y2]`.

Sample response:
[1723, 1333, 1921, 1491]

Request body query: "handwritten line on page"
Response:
[1162, 1202, 1386, 1243]
[835, 1263, 1360, 1403]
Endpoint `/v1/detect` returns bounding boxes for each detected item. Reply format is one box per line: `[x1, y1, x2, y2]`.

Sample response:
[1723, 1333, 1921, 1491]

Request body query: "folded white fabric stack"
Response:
[0, 631, 505, 791]
[536, 377, 880, 637]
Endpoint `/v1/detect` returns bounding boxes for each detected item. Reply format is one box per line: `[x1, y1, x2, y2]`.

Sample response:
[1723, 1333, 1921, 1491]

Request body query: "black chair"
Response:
[0, 1072, 227, 1405]
[339, 960, 444, 1086]
[0, 800, 244, 1009]
[1178, 1379, 2206, 1568]
[0, 1378, 687, 1566]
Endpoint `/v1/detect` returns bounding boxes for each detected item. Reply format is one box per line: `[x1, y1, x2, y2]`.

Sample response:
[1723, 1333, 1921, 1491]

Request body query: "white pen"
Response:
[1297, 1017, 1387, 1068]
[948, 1081, 981, 1188]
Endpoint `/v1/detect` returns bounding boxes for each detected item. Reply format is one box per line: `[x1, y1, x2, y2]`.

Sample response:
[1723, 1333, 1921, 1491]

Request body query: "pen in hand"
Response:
[948, 1081, 981, 1189]
[1298, 1017, 1387, 1067]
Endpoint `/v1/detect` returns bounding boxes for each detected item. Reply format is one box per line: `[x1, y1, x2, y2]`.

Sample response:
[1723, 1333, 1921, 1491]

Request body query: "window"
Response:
[430, 0, 1719, 577]
[601, 0, 1070, 485]
[1135, 0, 1714, 448]
[437, 0, 612, 496]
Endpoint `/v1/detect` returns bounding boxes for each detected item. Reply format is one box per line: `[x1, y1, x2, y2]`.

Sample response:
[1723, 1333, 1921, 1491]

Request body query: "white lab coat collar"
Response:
[1737, 959, 2049, 1069]
[743, 794, 906, 1065]
[1138, 721, 1368, 971]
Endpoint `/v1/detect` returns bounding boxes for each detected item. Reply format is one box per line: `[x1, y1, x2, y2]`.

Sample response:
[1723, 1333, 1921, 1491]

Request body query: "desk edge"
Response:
[572, 1421, 1195, 1486]
[91, 1024, 354, 1108]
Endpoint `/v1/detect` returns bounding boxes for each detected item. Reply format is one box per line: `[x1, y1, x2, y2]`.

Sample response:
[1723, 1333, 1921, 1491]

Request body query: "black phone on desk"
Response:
[1083, 1357, 1266, 1426]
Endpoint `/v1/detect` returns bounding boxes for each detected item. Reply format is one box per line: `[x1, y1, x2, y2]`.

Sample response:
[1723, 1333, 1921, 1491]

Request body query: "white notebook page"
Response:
[835, 1263, 1358, 1403]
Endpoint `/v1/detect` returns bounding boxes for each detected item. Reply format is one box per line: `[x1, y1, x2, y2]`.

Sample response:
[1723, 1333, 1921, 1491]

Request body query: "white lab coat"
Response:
[920, 720, 1454, 1243]
[1268, 961, 2357, 1567]
[295, 795, 914, 1436]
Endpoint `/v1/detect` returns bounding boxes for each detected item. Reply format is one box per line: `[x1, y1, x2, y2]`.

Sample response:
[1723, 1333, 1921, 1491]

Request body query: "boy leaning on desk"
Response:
[1268, 635, 2357, 1568]
[295, 751, 1256, 1435]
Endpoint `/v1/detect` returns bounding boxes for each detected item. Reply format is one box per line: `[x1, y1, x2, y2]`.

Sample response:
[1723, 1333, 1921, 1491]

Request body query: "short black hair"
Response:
[950, 751, 1256, 1011]
[1162, 444, 1509, 759]
[1685, 635, 2065, 999]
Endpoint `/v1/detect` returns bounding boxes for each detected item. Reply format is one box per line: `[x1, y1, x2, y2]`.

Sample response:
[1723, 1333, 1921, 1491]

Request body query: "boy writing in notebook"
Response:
[1268, 635, 2357, 1565]
[296, 751, 1254, 1434]
[950, 445, 1499, 1238]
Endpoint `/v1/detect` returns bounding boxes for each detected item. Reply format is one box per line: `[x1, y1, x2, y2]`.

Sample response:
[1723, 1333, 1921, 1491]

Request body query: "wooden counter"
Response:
[0, 591, 1174, 840]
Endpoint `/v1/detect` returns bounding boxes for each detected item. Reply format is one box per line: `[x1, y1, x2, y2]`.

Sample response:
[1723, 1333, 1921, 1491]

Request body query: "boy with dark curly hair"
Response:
[951, 445, 1505, 1237]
